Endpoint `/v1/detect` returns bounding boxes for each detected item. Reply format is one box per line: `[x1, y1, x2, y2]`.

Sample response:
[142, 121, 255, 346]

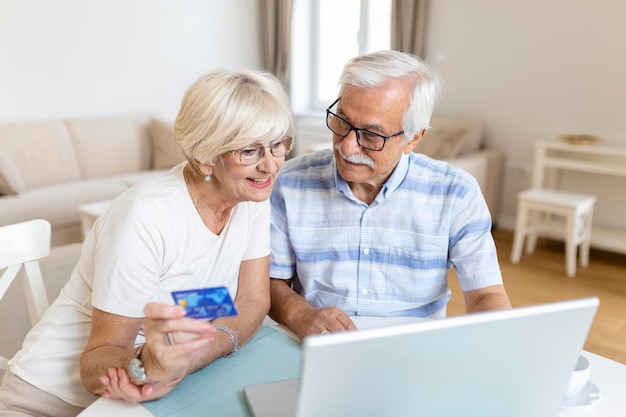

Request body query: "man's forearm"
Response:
[268, 278, 307, 327]
[464, 285, 512, 314]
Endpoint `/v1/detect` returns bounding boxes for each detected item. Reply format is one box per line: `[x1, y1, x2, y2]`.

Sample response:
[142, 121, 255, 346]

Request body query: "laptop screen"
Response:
[245, 297, 598, 417]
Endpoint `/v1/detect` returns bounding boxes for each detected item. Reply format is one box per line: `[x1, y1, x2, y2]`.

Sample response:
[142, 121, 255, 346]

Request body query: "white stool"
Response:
[511, 188, 596, 277]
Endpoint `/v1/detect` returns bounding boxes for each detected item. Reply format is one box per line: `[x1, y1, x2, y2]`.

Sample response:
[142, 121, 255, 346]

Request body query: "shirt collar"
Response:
[333, 152, 410, 201]
[383, 152, 409, 198]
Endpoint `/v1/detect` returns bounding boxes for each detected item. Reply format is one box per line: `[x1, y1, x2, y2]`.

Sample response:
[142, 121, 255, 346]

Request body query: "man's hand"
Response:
[289, 304, 357, 340]
[269, 278, 357, 340]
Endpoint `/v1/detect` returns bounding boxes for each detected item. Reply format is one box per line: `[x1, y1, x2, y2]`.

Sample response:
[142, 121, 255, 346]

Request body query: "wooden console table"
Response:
[532, 140, 626, 254]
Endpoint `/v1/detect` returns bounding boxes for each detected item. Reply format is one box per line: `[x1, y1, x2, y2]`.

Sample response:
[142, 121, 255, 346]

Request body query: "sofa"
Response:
[298, 115, 504, 225]
[0, 114, 184, 246]
[416, 116, 504, 225]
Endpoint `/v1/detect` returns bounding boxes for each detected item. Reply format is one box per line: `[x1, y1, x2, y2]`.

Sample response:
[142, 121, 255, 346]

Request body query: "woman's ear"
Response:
[403, 129, 427, 155]
[194, 159, 214, 178]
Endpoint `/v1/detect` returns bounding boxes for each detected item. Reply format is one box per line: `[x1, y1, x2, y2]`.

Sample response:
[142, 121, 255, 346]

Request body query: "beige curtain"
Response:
[259, 0, 293, 90]
[391, 0, 429, 57]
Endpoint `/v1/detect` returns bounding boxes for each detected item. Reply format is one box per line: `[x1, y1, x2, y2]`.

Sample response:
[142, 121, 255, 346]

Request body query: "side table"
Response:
[78, 200, 112, 240]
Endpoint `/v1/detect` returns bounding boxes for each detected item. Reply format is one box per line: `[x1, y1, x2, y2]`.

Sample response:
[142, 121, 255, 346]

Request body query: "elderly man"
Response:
[269, 50, 511, 340]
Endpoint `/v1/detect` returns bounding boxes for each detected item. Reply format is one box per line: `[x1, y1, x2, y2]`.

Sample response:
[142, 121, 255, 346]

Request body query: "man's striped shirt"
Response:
[270, 150, 502, 317]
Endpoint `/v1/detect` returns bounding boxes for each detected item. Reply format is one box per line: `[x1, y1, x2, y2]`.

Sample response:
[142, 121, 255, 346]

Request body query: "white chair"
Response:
[511, 188, 596, 277]
[0, 219, 51, 370]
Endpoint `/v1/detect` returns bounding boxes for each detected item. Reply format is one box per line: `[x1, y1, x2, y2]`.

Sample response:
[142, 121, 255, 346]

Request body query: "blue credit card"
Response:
[171, 286, 238, 319]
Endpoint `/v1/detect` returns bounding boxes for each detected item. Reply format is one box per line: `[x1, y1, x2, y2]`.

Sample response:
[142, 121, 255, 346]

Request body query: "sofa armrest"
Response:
[445, 149, 504, 225]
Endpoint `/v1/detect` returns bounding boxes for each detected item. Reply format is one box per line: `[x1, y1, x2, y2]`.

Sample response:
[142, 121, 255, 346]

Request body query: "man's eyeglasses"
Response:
[326, 98, 404, 151]
[230, 136, 293, 165]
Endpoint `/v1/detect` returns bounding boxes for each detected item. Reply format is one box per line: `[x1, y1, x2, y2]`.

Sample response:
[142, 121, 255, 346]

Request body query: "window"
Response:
[291, 0, 391, 114]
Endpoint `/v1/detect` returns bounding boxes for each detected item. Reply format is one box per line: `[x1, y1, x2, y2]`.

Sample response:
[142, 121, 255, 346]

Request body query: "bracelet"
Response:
[213, 324, 238, 358]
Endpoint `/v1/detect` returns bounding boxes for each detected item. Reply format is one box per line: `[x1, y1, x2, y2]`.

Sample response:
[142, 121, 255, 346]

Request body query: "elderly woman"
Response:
[0, 68, 294, 416]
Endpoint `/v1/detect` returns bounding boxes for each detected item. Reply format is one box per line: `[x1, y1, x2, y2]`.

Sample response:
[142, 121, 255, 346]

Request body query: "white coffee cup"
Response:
[564, 354, 590, 399]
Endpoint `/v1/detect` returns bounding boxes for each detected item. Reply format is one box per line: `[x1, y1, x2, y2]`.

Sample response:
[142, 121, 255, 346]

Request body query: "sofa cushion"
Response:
[0, 121, 82, 191]
[413, 127, 466, 160]
[0, 178, 130, 231]
[429, 116, 484, 155]
[0, 152, 25, 195]
[65, 114, 152, 179]
[149, 118, 186, 169]
[110, 169, 171, 188]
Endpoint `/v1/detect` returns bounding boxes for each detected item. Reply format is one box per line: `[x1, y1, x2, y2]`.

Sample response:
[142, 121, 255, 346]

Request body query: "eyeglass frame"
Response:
[325, 98, 405, 151]
[229, 136, 293, 165]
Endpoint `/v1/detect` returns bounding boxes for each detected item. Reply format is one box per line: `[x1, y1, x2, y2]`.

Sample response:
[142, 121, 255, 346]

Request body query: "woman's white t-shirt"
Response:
[9, 162, 270, 407]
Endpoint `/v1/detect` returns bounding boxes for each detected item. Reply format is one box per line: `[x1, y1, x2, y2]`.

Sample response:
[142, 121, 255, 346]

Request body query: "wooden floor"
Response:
[446, 228, 626, 365]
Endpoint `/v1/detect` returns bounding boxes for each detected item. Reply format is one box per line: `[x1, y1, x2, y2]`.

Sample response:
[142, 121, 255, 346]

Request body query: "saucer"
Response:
[561, 380, 602, 409]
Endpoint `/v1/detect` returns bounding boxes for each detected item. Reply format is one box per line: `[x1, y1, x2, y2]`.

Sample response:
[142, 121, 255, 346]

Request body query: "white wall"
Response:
[0, 0, 261, 123]
[425, 0, 626, 232]
[2, 0, 624, 235]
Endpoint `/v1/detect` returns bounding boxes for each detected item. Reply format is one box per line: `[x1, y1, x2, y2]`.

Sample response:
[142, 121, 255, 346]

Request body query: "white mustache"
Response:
[335, 143, 376, 169]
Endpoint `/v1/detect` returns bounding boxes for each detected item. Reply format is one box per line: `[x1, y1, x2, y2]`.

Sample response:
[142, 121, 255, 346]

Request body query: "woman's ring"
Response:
[165, 331, 175, 345]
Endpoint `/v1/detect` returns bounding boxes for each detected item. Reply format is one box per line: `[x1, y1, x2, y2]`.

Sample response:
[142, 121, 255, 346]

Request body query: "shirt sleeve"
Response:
[242, 199, 272, 261]
[269, 181, 295, 279]
[448, 178, 503, 292]
[90, 197, 166, 318]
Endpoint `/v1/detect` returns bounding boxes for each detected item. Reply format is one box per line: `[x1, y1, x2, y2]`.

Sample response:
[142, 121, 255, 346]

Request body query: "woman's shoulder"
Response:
[106, 170, 187, 221]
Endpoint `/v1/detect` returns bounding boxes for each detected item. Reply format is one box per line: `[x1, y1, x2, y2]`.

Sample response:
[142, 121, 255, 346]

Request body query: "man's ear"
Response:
[403, 129, 427, 154]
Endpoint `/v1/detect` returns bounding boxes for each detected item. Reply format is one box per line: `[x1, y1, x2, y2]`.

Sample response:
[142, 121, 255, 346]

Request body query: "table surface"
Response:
[533, 139, 626, 188]
[536, 139, 626, 156]
[79, 317, 626, 417]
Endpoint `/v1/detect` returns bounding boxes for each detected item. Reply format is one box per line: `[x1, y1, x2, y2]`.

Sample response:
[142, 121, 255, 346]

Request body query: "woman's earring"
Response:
[204, 174, 211, 182]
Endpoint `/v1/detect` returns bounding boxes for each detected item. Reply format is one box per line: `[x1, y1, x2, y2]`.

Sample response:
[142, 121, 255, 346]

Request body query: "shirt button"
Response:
[363, 248, 370, 255]
[361, 289, 368, 295]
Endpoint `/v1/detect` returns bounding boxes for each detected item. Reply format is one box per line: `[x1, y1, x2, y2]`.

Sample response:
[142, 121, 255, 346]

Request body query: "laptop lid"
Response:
[244, 297, 598, 417]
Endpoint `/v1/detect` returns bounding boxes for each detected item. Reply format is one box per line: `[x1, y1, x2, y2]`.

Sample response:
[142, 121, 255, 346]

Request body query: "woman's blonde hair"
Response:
[173, 68, 294, 172]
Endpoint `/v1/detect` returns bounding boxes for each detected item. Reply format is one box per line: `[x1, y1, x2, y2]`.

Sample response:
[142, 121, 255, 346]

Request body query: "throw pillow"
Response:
[149, 119, 186, 169]
[412, 127, 466, 160]
[0, 152, 25, 195]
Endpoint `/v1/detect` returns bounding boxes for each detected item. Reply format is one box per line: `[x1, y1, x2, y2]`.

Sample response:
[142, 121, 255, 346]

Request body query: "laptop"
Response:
[244, 297, 599, 417]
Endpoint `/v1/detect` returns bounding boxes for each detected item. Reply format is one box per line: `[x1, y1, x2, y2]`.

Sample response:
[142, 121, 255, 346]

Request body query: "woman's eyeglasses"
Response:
[230, 136, 293, 165]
